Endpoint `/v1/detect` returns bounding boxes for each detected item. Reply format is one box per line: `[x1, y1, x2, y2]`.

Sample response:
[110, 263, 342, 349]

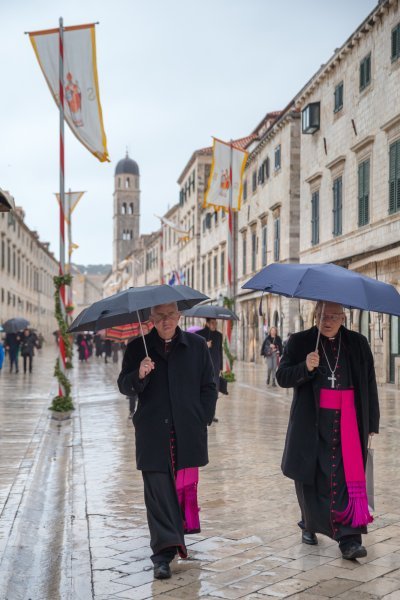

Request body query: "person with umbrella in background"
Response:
[260, 325, 283, 387]
[276, 300, 380, 560]
[4, 332, 21, 373]
[196, 318, 223, 423]
[117, 301, 217, 580]
[20, 328, 38, 374]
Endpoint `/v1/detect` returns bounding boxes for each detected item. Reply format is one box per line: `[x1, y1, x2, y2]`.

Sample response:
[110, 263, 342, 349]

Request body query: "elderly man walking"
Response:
[276, 301, 380, 560]
[118, 302, 217, 580]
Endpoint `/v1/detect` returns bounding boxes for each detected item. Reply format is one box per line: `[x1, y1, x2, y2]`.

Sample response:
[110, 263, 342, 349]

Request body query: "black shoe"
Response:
[212, 417, 219, 422]
[266, 378, 270, 385]
[271, 381, 277, 387]
[154, 562, 171, 579]
[302, 530, 318, 545]
[340, 542, 367, 560]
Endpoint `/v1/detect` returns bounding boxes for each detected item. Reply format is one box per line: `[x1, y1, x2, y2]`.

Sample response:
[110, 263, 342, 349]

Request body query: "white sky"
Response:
[1, 0, 376, 265]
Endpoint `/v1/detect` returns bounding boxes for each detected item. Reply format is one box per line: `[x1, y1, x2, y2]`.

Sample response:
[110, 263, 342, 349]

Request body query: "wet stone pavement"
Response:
[1, 348, 400, 599]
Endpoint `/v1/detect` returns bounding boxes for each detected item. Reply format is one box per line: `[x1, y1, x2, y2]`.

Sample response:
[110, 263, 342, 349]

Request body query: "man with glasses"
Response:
[118, 302, 217, 580]
[276, 301, 380, 561]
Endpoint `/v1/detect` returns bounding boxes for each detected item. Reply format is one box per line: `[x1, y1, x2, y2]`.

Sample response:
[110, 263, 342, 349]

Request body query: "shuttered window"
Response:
[274, 217, 280, 261]
[334, 82, 344, 113]
[311, 191, 319, 245]
[333, 176, 343, 236]
[392, 23, 400, 61]
[358, 159, 370, 226]
[360, 53, 371, 91]
[389, 140, 400, 214]
[261, 225, 267, 267]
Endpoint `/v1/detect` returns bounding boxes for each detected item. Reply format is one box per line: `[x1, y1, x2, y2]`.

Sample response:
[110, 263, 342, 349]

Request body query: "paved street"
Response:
[1, 347, 400, 599]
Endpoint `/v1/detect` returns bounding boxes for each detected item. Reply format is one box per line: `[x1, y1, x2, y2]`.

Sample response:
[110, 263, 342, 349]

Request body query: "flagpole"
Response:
[226, 141, 234, 372]
[58, 16, 67, 396]
[67, 189, 73, 317]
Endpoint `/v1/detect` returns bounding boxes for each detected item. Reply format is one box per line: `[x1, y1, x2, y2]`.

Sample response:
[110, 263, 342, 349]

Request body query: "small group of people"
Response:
[117, 299, 379, 580]
[1, 328, 41, 374]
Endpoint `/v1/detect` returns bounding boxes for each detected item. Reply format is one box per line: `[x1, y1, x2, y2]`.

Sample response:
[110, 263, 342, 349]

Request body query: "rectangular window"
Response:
[273, 218, 280, 261]
[220, 250, 225, 284]
[360, 53, 371, 91]
[207, 257, 211, 290]
[243, 179, 247, 202]
[252, 171, 257, 193]
[1, 240, 4, 270]
[202, 262, 205, 291]
[391, 23, 400, 61]
[261, 225, 267, 267]
[358, 159, 370, 226]
[213, 255, 218, 287]
[274, 145, 281, 170]
[242, 235, 247, 275]
[251, 231, 257, 272]
[311, 191, 320, 245]
[333, 176, 343, 236]
[334, 82, 344, 113]
[389, 139, 400, 214]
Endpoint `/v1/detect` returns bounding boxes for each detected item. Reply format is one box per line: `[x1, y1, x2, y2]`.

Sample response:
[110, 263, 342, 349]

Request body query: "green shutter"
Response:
[389, 142, 397, 213]
[364, 160, 370, 224]
[396, 141, 400, 211]
[392, 26, 398, 60]
[360, 60, 365, 89]
[358, 163, 364, 226]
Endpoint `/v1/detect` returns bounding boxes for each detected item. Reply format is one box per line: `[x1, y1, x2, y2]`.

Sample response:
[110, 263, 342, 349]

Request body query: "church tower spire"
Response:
[113, 152, 140, 269]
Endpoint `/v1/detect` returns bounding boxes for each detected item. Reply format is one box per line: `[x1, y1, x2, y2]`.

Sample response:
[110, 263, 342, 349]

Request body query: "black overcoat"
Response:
[117, 327, 217, 472]
[276, 326, 380, 485]
[196, 327, 223, 385]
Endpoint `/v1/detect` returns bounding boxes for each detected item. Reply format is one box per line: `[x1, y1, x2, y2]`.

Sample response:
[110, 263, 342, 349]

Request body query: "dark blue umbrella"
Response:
[3, 318, 30, 333]
[182, 305, 239, 320]
[242, 263, 400, 317]
[69, 284, 209, 333]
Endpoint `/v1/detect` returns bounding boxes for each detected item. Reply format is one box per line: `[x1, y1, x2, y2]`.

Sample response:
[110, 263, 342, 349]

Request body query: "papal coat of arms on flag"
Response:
[203, 138, 248, 211]
[29, 24, 109, 162]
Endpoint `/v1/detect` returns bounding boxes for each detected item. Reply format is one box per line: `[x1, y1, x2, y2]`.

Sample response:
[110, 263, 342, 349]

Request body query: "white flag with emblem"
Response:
[29, 23, 109, 162]
[203, 138, 248, 211]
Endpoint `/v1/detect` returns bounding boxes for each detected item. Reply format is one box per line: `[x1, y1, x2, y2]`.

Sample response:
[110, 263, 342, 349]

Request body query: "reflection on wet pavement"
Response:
[1, 348, 400, 598]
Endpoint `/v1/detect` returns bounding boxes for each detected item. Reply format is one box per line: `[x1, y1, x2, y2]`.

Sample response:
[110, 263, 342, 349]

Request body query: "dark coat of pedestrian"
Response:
[20, 329, 38, 373]
[276, 301, 380, 560]
[196, 319, 223, 385]
[117, 301, 217, 578]
[5, 332, 20, 373]
[260, 327, 283, 386]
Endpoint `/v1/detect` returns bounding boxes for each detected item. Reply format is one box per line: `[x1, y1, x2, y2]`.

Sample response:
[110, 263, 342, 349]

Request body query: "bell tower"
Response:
[113, 152, 140, 269]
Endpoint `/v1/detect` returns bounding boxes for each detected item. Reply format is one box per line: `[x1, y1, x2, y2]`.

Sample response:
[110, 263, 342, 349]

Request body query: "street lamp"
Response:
[0, 189, 15, 213]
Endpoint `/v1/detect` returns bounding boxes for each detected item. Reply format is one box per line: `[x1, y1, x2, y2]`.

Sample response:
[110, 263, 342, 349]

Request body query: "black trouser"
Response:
[23, 354, 33, 373]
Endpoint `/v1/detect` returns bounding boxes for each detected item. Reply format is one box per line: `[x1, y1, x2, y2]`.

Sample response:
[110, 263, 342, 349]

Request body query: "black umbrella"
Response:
[3, 318, 30, 333]
[69, 285, 209, 356]
[182, 305, 239, 321]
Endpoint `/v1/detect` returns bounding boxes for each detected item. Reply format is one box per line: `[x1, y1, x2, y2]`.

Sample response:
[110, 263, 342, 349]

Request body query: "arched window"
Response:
[273, 310, 279, 329]
[118, 178, 121, 187]
[121, 203, 127, 215]
[125, 177, 130, 189]
[129, 203, 134, 214]
[130, 230, 133, 240]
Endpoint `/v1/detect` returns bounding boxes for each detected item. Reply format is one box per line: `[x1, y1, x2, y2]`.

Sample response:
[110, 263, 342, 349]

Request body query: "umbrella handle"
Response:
[137, 311, 149, 358]
[315, 301, 325, 352]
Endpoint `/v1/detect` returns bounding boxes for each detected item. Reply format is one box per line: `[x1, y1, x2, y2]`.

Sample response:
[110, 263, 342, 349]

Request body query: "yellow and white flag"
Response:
[55, 191, 85, 223]
[29, 24, 109, 162]
[154, 214, 190, 239]
[203, 138, 248, 211]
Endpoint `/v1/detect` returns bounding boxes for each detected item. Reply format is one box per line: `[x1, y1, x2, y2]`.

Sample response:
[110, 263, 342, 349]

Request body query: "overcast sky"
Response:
[1, 0, 376, 265]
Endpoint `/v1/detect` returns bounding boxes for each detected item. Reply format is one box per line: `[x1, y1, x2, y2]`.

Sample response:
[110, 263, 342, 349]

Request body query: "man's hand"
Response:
[207, 340, 212, 348]
[139, 356, 155, 380]
[306, 351, 320, 372]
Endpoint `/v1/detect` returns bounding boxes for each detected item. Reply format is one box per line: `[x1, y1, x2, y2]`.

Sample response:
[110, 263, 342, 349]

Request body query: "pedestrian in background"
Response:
[5, 332, 20, 374]
[0, 339, 4, 372]
[196, 318, 223, 423]
[20, 328, 38, 374]
[260, 326, 283, 386]
[118, 302, 217, 581]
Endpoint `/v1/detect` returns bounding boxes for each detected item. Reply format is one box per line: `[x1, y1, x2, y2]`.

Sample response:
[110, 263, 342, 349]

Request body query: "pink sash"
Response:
[175, 468, 200, 534]
[320, 389, 373, 528]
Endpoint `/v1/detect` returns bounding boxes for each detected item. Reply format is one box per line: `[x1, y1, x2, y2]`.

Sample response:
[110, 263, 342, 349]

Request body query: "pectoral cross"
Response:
[328, 372, 336, 388]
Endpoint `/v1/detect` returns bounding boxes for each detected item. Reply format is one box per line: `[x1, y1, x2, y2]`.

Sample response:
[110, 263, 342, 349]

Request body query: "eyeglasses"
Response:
[151, 311, 180, 324]
[317, 313, 344, 322]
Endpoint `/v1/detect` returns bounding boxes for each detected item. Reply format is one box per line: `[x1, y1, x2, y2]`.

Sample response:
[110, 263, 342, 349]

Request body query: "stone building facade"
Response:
[296, 0, 400, 382]
[0, 205, 58, 336]
[236, 110, 301, 362]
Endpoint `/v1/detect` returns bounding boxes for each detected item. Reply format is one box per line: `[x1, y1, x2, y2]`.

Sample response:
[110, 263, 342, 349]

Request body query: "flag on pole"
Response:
[55, 191, 85, 223]
[203, 138, 248, 211]
[154, 214, 190, 240]
[28, 23, 109, 162]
